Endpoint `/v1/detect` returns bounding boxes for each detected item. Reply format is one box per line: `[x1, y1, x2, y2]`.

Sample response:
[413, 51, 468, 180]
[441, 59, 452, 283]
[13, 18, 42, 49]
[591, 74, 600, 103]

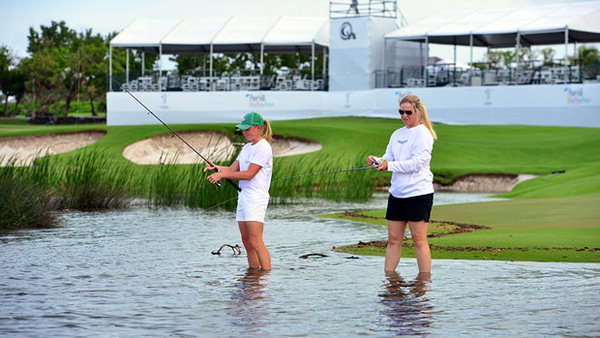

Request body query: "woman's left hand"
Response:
[376, 160, 388, 171]
[207, 172, 223, 184]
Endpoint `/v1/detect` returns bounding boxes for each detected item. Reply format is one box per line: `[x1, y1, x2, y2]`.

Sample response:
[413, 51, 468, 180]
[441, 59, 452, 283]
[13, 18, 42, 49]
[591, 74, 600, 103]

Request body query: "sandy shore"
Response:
[271, 135, 323, 158]
[434, 173, 538, 193]
[0, 131, 106, 166]
[123, 131, 323, 165]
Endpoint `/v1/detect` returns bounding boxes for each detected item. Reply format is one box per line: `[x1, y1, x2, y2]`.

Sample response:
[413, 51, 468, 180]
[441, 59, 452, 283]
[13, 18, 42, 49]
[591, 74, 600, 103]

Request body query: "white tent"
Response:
[113, 16, 330, 54]
[383, 1, 600, 83]
[109, 16, 329, 83]
[262, 17, 329, 53]
[385, 1, 600, 47]
[210, 16, 281, 53]
[160, 17, 231, 54]
[110, 19, 181, 51]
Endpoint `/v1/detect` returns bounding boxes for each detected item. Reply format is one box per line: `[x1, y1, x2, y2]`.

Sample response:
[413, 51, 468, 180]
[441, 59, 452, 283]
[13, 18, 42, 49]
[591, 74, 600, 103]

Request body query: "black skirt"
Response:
[385, 193, 434, 222]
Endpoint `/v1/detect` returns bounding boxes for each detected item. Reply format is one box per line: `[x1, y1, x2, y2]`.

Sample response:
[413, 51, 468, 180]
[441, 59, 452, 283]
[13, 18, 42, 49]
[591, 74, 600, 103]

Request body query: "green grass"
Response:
[500, 163, 600, 198]
[432, 124, 600, 184]
[64, 101, 106, 116]
[328, 195, 600, 262]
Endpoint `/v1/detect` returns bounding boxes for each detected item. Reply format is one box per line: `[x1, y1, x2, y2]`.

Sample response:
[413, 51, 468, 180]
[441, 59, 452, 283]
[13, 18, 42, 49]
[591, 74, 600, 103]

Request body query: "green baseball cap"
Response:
[236, 112, 264, 130]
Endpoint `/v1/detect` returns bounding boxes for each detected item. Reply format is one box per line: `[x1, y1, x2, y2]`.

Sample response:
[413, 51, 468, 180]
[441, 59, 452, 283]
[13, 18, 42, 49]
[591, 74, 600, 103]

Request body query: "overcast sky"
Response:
[0, 0, 594, 65]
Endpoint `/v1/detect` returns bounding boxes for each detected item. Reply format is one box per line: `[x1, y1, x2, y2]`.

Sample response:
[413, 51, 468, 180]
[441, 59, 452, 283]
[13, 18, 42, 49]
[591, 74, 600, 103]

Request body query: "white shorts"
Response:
[236, 193, 269, 223]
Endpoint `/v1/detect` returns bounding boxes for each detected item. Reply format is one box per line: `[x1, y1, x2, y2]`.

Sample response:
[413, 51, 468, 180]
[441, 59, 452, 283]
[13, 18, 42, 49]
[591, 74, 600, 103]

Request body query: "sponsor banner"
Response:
[108, 83, 600, 127]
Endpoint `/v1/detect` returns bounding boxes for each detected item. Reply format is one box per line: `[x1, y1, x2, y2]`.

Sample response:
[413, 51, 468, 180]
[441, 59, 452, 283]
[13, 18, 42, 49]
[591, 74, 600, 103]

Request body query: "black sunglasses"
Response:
[398, 109, 413, 116]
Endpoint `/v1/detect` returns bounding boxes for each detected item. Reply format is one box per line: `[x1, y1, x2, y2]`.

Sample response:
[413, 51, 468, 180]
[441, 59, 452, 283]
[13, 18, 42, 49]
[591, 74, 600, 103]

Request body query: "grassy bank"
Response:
[328, 194, 600, 262]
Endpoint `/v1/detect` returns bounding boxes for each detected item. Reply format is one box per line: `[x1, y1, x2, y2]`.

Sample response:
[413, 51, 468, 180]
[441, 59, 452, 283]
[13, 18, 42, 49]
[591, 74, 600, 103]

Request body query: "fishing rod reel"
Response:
[205, 161, 223, 188]
[371, 157, 384, 169]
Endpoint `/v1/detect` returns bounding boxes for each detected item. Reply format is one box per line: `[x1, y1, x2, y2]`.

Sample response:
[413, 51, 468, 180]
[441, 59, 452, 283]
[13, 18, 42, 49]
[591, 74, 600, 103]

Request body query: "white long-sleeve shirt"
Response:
[380, 124, 434, 198]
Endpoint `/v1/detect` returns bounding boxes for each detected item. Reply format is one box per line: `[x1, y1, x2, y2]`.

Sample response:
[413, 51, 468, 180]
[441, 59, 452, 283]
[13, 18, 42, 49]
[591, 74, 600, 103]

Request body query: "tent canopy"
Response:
[385, 1, 600, 47]
[110, 16, 329, 54]
[110, 19, 181, 50]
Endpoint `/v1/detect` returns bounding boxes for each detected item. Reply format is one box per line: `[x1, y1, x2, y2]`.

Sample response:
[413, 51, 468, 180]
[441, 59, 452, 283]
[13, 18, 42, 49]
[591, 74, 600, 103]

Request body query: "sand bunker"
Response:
[0, 131, 106, 167]
[434, 174, 538, 193]
[123, 131, 236, 165]
[123, 131, 322, 165]
[271, 136, 322, 158]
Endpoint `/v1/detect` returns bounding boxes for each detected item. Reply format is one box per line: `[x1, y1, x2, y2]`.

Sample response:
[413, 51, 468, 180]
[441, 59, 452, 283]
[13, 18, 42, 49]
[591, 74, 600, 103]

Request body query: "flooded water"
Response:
[1, 193, 599, 336]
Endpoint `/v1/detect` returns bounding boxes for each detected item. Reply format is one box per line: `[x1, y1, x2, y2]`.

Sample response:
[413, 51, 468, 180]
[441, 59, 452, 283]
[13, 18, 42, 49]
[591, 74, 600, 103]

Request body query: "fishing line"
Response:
[201, 165, 376, 210]
[273, 165, 376, 181]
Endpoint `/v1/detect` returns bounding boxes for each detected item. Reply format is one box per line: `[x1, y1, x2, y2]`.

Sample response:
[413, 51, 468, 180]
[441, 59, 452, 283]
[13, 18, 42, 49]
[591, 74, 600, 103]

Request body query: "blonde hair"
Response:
[261, 119, 273, 143]
[399, 94, 437, 140]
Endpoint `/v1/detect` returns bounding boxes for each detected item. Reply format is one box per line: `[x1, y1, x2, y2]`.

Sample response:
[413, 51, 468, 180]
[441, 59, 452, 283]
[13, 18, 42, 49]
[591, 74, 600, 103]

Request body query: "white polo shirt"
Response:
[380, 124, 434, 198]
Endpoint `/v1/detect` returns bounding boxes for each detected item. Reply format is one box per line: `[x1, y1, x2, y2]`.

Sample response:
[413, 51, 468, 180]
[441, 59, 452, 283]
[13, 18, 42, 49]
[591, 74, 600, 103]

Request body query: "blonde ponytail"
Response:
[400, 94, 437, 140]
[262, 119, 273, 143]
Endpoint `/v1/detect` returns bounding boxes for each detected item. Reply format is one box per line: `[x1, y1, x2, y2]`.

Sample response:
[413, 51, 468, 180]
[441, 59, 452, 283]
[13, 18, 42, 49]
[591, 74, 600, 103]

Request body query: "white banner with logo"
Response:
[108, 83, 600, 127]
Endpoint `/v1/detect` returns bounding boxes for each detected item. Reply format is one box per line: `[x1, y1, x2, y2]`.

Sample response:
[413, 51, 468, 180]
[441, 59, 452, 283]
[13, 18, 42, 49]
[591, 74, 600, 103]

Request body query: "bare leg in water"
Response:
[384, 220, 431, 273]
[238, 221, 271, 270]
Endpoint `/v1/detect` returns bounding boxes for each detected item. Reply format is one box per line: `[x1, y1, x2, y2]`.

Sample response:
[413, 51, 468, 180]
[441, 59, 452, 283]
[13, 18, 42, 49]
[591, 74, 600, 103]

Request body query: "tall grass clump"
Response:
[49, 150, 131, 211]
[147, 160, 188, 208]
[0, 161, 57, 230]
[180, 140, 242, 210]
[183, 163, 239, 210]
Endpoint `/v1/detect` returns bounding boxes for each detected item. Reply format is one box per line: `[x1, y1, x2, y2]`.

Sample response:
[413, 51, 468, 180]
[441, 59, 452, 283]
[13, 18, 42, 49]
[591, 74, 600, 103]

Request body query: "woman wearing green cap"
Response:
[207, 112, 273, 270]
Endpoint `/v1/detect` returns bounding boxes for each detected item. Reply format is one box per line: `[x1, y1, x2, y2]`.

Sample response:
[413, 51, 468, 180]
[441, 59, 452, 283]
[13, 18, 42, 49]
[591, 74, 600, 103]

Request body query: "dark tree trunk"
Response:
[88, 89, 96, 116]
[64, 80, 77, 114]
[2, 96, 8, 117]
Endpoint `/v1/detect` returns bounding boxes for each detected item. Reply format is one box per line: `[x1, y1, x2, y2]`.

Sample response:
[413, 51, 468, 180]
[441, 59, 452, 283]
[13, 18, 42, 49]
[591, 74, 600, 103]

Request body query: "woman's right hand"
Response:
[367, 155, 377, 166]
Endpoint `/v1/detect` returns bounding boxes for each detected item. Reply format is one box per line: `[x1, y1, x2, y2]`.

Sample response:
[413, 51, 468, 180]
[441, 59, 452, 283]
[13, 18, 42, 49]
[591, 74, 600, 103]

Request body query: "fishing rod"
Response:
[97, 62, 241, 192]
[78, 50, 240, 191]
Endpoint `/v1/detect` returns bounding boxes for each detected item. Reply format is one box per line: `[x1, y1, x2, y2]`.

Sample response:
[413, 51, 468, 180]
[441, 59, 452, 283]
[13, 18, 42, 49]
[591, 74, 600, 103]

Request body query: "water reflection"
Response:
[380, 272, 433, 336]
[229, 268, 271, 334]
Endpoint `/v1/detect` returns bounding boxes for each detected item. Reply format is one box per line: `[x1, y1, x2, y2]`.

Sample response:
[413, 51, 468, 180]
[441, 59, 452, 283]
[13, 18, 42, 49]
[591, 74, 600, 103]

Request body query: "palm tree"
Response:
[578, 46, 599, 79]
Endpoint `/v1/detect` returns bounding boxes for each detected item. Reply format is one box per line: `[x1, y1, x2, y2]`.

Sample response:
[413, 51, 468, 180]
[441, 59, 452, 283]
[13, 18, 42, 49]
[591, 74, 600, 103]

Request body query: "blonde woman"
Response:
[207, 112, 273, 270]
[367, 94, 437, 274]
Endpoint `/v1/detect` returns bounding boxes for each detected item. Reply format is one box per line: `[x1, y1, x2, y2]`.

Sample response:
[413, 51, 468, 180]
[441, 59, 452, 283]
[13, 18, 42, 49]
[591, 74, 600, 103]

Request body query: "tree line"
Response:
[482, 46, 599, 73]
[0, 21, 156, 118]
